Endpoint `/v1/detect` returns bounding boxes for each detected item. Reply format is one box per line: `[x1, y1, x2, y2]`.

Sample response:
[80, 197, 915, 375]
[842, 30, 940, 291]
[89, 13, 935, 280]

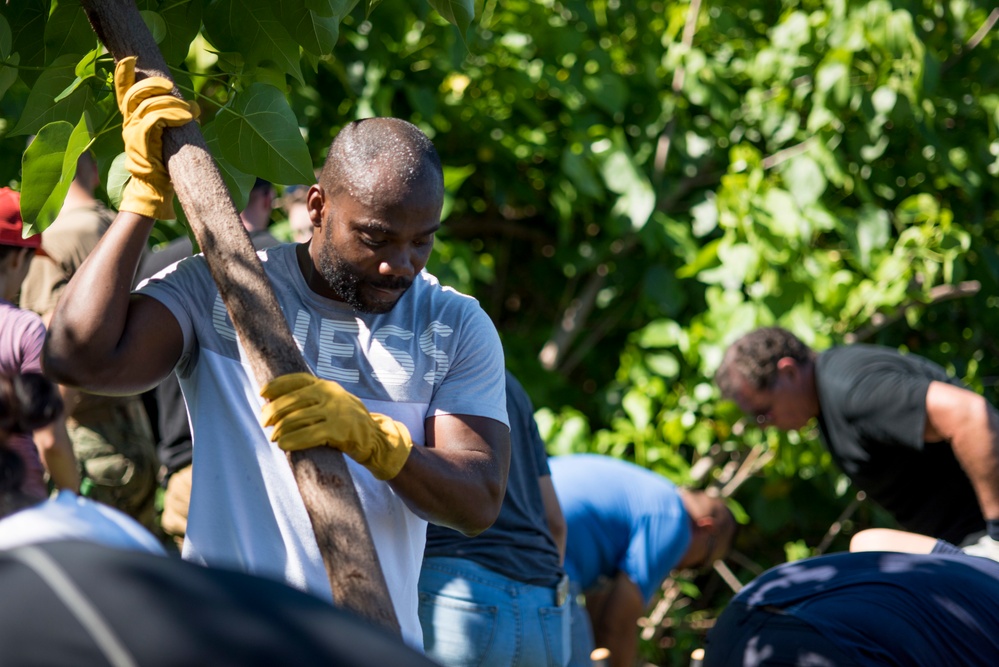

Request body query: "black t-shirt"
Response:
[0, 540, 434, 666]
[815, 345, 984, 543]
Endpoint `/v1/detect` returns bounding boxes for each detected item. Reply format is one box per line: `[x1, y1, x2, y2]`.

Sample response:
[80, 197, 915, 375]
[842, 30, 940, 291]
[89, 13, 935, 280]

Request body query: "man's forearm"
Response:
[390, 444, 507, 535]
[950, 400, 999, 521]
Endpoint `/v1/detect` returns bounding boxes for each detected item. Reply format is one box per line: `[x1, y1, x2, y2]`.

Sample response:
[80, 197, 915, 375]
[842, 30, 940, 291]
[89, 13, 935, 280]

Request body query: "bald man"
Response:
[45, 108, 511, 648]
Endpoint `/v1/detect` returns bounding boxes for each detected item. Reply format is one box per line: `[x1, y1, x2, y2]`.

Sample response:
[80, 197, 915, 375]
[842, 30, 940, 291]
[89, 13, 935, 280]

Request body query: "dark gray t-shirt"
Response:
[424, 371, 563, 587]
[816, 344, 984, 543]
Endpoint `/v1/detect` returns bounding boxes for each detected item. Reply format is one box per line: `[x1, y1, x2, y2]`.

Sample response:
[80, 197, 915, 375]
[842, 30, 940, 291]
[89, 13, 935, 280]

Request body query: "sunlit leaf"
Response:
[213, 84, 315, 186]
[203, 121, 257, 210]
[427, 0, 474, 35]
[10, 54, 91, 136]
[20, 114, 93, 233]
[203, 0, 304, 83]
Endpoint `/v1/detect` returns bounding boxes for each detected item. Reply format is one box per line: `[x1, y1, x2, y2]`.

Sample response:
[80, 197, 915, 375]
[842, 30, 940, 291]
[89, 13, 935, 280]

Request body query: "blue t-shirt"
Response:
[549, 455, 691, 603]
[424, 372, 563, 586]
[733, 551, 999, 665]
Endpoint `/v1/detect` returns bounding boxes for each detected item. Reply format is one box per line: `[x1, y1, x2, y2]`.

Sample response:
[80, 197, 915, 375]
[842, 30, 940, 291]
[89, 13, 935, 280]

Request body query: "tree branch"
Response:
[844, 280, 981, 344]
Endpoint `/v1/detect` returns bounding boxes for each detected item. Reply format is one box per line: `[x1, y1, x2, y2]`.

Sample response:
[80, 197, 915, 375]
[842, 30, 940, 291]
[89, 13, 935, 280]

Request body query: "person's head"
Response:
[0, 373, 63, 506]
[677, 489, 738, 572]
[715, 327, 819, 430]
[240, 178, 276, 233]
[74, 151, 100, 194]
[0, 188, 43, 300]
[307, 118, 444, 314]
[283, 186, 313, 244]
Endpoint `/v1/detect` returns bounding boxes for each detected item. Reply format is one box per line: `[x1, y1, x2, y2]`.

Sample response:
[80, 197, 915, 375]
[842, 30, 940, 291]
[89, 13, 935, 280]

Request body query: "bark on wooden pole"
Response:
[79, 0, 400, 635]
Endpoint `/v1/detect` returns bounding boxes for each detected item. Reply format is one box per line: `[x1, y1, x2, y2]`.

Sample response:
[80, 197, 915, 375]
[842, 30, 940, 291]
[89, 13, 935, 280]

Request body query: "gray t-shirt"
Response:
[137, 243, 508, 647]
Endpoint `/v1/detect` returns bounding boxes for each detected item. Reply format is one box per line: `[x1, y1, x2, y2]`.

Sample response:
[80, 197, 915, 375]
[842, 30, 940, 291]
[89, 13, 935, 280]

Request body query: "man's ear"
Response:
[693, 515, 716, 533]
[776, 356, 799, 381]
[306, 185, 325, 226]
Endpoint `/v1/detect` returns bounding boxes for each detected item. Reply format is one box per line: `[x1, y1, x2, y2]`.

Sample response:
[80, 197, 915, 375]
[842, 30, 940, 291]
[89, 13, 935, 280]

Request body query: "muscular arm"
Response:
[43, 211, 183, 395]
[586, 571, 645, 667]
[540, 474, 567, 563]
[925, 381, 999, 522]
[388, 413, 510, 536]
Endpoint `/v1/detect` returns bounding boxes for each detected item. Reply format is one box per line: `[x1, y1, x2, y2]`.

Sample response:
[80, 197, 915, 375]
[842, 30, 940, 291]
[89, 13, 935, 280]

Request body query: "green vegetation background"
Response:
[3, 0, 998, 662]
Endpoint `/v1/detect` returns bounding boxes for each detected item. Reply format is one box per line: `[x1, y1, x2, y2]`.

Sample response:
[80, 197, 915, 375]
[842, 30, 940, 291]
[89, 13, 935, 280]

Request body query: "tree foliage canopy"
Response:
[2, 0, 998, 662]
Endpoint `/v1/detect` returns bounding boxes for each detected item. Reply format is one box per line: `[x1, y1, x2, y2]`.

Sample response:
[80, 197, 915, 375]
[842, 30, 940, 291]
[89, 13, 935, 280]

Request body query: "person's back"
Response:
[704, 548, 999, 666]
[0, 540, 438, 667]
[420, 370, 569, 667]
[550, 454, 691, 599]
[815, 344, 983, 543]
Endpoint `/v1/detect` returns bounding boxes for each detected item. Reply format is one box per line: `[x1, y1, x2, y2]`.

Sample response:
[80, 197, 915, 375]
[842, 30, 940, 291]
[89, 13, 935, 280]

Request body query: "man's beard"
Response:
[317, 244, 412, 314]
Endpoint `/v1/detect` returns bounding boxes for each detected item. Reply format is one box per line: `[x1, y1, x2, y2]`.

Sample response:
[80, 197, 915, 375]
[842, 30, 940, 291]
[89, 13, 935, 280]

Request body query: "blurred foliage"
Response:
[3, 0, 999, 663]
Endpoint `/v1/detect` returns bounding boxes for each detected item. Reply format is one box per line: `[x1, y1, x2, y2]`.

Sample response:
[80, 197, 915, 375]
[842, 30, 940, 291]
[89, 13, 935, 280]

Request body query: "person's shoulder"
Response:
[0, 301, 44, 330]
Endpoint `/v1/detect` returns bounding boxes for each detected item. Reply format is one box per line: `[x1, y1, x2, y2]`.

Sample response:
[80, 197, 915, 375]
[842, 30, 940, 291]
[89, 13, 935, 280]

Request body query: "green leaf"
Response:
[560, 149, 604, 200]
[44, 0, 96, 61]
[278, 0, 358, 57]
[106, 152, 130, 212]
[599, 141, 654, 231]
[622, 389, 652, 430]
[202, 121, 257, 211]
[6, 0, 47, 87]
[427, 0, 474, 35]
[139, 10, 168, 45]
[781, 155, 826, 208]
[213, 84, 315, 186]
[645, 352, 680, 379]
[203, 0, 304, 84]
[10, 54, 91, 136]
[850, 205, 890, 271]
[637, 319, 684, 348]
[20, 114, 93, 233]
[441, 164, 475, 221]
[0, 13, 11, 58]
[160, 0, 204, 66]
[0, 52, 18, 103]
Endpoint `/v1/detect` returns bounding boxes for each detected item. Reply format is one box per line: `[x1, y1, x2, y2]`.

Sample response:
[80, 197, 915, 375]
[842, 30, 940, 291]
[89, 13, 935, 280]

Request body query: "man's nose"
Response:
[378, 246, 417, 277]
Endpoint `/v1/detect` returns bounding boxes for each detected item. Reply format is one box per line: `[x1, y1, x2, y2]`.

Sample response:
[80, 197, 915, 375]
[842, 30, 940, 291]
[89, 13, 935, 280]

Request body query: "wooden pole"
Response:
[79, 0, 399, 635]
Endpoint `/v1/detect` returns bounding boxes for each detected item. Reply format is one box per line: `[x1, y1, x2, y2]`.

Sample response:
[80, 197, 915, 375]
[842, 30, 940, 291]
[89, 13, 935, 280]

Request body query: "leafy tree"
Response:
[3, 0, 999, 663]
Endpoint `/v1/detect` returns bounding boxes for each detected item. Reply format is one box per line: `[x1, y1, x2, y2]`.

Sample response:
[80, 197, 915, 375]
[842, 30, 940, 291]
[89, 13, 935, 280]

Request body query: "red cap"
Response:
[0, 188, 43, 254]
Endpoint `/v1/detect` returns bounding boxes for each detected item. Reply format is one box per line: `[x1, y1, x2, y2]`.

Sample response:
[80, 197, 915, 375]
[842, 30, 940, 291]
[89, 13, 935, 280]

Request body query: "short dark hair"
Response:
[716, 327, 815, 397]
[319, 118, 443, 201]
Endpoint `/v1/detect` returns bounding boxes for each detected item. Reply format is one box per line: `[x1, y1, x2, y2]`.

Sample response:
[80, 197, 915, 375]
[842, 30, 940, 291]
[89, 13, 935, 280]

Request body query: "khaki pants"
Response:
[161, 464, 192, 551]
[70, 396, 159, 536]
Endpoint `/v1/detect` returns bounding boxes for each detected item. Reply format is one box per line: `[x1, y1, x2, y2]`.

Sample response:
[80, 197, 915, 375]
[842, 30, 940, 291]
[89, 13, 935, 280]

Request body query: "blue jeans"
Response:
[419, 557, 570, 667]
[567, 581, 595, 667]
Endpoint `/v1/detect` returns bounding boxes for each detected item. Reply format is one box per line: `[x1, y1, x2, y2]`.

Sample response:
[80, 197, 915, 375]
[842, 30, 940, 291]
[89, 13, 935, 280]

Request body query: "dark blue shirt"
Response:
[424, 372, 563, 587]
[734, 551, 999, 665]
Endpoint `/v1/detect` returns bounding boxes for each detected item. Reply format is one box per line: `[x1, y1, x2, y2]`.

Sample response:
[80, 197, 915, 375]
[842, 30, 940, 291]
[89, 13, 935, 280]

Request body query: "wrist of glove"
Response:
[114, 56, 197, 220]
[260, 373, 413, 481]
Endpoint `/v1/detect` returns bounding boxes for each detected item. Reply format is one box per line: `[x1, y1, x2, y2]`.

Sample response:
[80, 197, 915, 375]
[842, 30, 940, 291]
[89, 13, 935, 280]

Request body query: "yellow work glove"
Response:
[114, 56, 197, 220]
[260, 373, 413, 481]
